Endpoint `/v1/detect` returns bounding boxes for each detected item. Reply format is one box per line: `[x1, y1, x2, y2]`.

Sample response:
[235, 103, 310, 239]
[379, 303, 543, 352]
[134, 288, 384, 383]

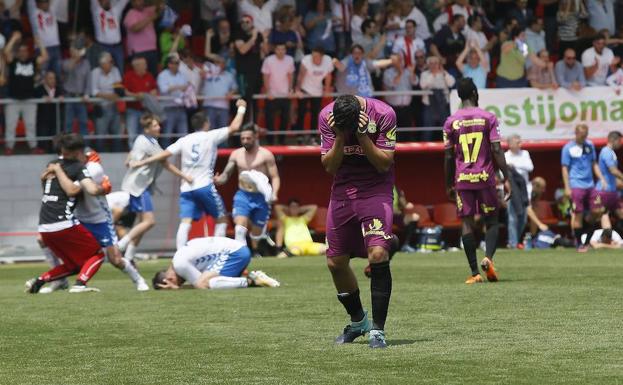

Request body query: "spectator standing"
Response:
[333, 44, 394, 97]
[400, 0, 432, 42]
[234, 14, 267, 120]
[392, 19, 426, 68]
[269, 13, 299, 56]
[464, 15, 495, 67]
[62, 38, 91, 136]
[382, 55, 418, 134]
[201, 58, 238, 130]
[586, 0, 615, 35]
[90, 0, 129, 73]
[123, 0, 162, 76]
[330, 0, 353, 58]
[349, 0, 368, 43]
[27, 0, 62, 78]
[34, 70, 62, 152]
[507, 0, 533, 29]
[496, 27, 546, 88]
[353, 19, 385, 60]
[91, 52, 122, 152]
[527, 49, 559, 90]
[123, 56, 157, 147]
[525, 18, 546, 59]
[157, 54, 189, 147]
[240, 0, 279, 34]
[555, 48, 586, 91]
[582, 34, 620, 86]
[261, 43, 295, 144]
[419, 56, 455, 141]
[159, 25, 185, 67]
[456, 41, 489, 89]
[432, 0, 473, 32]
[4, 32, 47, 155]
[505, 134, 534, 249]
[0, 0, 22, 39]
[557, 0, 586, 57]
[304, 0, 335, 56]
[430, 14, 466, 77]
[204, 18, 233, 64]
[199, 0, 226, 30]
[295, 47, 333, 132]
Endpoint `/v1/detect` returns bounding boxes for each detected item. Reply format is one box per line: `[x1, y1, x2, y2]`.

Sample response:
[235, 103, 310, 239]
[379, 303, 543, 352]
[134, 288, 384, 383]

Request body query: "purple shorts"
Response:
[456, 187, 499, 217]
[571, 188, 598, 213]
[594, 190, 621, 213]
[393, 213, 405, 227]
[326, 195, 394, 258]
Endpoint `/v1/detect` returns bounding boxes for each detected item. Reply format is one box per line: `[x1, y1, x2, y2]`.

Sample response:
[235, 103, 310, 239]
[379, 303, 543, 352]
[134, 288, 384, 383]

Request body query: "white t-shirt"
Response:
[582, 47, 615, 86]
[106, 191, 130, 210]
[581, 229, 623, 245]
[74, 162, 111, 224]
[239, 0, 278, 32]
[173, 237, 247, 285]
[300, 54, 334, 96]
[121, 134, 164, 196]
[405, 6, 431, 40]
[166, 129, 229, 192]
[350, 14, 364, 42]
[505, 149, 534, 196]
[28, 0, 60, 47]
[464, 27, 490, 65]
[90, 0, 128, 45]
[261, 54, 295, 97]
[392, 35, 426, 64]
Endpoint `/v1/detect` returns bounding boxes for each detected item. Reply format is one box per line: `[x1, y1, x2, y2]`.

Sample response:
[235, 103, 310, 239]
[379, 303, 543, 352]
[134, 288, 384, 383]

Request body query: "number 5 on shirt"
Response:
[458, 132, 483, 163]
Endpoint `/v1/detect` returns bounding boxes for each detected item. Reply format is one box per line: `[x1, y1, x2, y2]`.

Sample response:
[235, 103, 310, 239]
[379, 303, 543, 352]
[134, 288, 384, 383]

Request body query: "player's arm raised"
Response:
[355, 111, 394, 173]
[267, 151, 281, 202]
[492, 142, 512, 201]
[228, 99, 247, 135]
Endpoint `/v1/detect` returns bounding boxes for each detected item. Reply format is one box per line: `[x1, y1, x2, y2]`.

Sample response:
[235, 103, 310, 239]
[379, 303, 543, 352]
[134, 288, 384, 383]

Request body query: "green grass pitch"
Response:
[1, 249, 622, 385]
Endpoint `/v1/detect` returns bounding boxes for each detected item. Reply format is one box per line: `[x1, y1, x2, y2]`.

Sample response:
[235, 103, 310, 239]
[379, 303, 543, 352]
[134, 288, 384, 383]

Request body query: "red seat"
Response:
[309, 207, 328, 234]
[533, 200, 559, 225]
[432, 203, 461, 229]
[409, 204, 436, 227]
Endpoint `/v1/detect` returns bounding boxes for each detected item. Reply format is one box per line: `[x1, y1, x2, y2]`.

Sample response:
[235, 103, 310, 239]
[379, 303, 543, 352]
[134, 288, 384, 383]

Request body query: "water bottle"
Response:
[523, 233, 532, 250]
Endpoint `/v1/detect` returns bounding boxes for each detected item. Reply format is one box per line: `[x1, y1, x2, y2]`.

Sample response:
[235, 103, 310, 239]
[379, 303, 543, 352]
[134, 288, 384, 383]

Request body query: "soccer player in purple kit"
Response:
[444, 78, 511, 284]
[319, 94, 397, 348]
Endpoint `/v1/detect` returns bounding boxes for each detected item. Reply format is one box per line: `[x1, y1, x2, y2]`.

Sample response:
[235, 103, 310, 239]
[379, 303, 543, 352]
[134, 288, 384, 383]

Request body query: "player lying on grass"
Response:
[274, 199, 327, 258]
[581, 228, 623, 249]
[444, 77, 511, 284]
[152, 237, 280, 290]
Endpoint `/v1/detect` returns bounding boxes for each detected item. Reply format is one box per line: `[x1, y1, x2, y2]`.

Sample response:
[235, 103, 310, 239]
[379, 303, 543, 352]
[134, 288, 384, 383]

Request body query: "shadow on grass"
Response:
[389, 338, 431, 346]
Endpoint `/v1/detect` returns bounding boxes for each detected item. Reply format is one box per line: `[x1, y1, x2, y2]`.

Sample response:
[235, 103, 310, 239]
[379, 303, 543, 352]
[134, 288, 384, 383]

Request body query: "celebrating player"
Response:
[129, 99, 247, 249]
[117, 113, 193, 260]
[26, 134, 106, 294]
[152, 237, 280, 290]
[561, 124, 607, 252]
[319, 94, 397, 349]
[214, 125, 280, 255]
[443, 78, 511, 284]
[594, 131, 623, 232]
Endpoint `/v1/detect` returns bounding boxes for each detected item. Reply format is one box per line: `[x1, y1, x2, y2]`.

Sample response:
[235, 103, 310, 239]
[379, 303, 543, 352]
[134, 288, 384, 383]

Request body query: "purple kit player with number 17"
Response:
[444, 78, 511, 284]
[319, 95, 398, 349]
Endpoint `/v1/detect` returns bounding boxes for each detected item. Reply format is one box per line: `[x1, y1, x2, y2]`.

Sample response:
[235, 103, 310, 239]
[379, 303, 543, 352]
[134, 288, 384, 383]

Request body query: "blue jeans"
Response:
[507, 202, 527, 248]
[64, 102, 89, 135]
[95, 104, 121, 152]
[100, 43, 125, 74]
[126, 108, 143, 148]
[44, 45, 62, 79]
[163, 106, 188, 147]
[204, 106, 229, 129]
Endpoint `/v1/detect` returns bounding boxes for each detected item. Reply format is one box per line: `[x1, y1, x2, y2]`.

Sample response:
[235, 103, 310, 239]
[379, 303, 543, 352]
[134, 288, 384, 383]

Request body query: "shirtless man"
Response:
[214, 125, 280, 254]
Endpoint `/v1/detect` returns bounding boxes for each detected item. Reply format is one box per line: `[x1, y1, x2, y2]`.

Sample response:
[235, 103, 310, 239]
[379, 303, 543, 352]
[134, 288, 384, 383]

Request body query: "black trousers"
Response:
[393, 105, 413, 142]
[266, 98, 290, 144]
[296, 96, 322, 131]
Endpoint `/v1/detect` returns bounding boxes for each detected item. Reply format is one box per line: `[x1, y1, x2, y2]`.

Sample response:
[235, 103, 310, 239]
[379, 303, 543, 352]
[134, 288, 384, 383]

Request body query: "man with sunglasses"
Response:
[555, 48, 586, 91]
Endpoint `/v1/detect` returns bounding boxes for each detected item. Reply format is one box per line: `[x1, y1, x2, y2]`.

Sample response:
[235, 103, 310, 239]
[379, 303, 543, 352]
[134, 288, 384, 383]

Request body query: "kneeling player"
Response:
[444, 78, 511, 284]
[152, 237, 280, 290]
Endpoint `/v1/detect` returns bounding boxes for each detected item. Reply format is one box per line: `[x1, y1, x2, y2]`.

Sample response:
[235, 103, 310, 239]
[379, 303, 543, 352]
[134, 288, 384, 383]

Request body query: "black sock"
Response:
[574, 228, 583, 246]
[583, 223, 596, 246]
[403, 221, 418, 247]
[462, 233, 479, 276]
[484, 217, 500, 259]
[370, 261, 392, 330]
[30, 278, 46, 293]
[337, 289, 365, 322]
[75, 279, 86, 286]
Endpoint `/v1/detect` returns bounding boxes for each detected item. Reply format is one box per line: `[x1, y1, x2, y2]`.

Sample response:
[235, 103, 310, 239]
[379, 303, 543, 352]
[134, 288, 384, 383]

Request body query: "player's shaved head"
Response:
[332, 95, 360, 133]
[457, 77, 478, 106]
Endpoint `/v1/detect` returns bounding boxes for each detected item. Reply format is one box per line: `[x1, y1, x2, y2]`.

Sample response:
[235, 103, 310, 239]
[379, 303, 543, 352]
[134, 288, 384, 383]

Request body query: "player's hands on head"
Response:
[356, 110, 370, 135]
[158, 278, 180, 290]
[503, 180, 512, 202]
[327, 112, 341, 134]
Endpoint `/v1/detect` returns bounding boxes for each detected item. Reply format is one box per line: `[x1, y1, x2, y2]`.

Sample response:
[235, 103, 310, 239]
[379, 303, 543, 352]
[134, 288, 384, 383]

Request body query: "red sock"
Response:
[40, 264, 78, 282]
[77, 253, 105, 284]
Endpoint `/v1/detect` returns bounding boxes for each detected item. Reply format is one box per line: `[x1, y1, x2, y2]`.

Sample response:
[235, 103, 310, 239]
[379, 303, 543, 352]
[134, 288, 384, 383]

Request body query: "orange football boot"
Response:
[480, 257, 498, 282]
[465, 274, 484, 284]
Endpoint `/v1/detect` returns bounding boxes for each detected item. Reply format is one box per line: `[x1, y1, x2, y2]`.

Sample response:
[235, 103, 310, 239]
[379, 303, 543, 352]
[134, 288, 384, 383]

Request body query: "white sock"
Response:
[208, 276, 248, 289]
[176, 222, 192, 250]
[214, 222, 227, 237]
[122, 258, 143, 283]
[235, 225, 248, 242]
[118, 235, 131, 251]
[124, 242, 136, 261]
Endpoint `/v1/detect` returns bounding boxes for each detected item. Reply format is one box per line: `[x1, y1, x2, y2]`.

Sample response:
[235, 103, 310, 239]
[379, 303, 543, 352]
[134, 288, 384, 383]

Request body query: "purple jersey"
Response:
[443, 107, 501, 190]
[319, 97, 396, 199]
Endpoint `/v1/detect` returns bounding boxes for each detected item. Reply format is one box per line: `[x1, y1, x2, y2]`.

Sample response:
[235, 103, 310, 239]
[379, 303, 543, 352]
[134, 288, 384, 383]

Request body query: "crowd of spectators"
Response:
[1, 0, 623, 153]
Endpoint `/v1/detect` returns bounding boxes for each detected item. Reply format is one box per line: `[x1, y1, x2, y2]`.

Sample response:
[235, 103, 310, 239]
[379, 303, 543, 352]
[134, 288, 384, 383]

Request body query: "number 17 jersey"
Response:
[443, 107, 501, 190]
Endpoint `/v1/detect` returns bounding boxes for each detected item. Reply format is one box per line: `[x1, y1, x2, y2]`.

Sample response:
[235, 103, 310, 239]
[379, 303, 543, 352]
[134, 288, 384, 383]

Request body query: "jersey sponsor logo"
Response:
[480, 203, 496, 214]
[343, 145, 365, 155]
[451, 118, 486, 130]
[386, 126, 397, 141]
[367, 120, 377, 133]
[41, 194, 59, 203]
[457, 171, 490, 183]
[362, 218, 392, 240]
